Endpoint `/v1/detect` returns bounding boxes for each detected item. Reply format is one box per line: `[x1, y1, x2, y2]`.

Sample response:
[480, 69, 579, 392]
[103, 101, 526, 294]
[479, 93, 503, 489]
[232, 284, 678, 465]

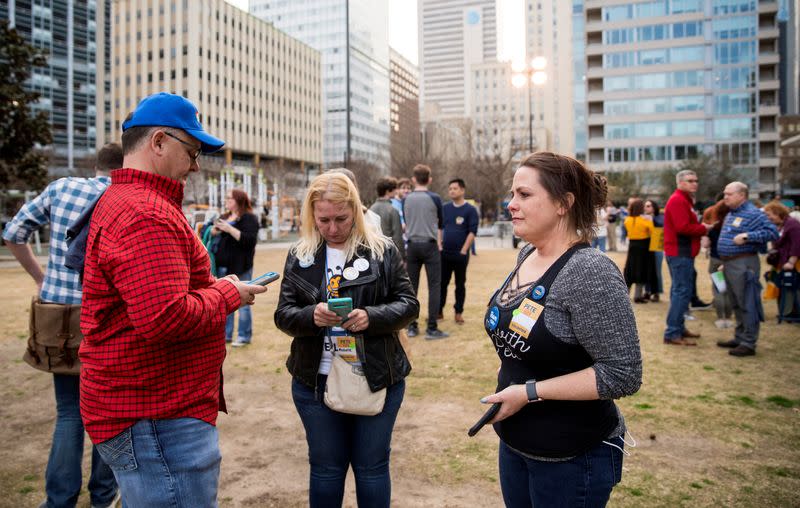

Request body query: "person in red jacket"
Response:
[662, 170, 714, 345]
[80, 93, 268, 507]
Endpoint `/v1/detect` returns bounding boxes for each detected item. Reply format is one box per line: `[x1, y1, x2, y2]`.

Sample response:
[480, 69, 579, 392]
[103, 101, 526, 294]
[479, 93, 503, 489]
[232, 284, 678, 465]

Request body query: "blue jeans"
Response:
[591, 237, 607, 253]
[217, 267, 252, 343]
[292, 377, 405, 508]
[498, 437, 624, 508]
[44, 374, 117, 508]
[95, 418, 221, 508]
[665, 255, 694, 339]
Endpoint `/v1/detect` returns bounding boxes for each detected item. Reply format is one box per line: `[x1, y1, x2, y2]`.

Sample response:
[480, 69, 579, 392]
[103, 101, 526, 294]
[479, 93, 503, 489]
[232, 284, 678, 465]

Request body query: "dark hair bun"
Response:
[592, 173, 608, 209]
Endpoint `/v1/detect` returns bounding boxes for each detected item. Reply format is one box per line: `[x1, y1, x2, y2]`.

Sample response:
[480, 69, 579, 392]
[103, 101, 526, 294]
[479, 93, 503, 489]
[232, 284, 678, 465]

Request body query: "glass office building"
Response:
[250, 0, 390, 169]
[585, 0, 781, 196]
[1, 0, 111, 175]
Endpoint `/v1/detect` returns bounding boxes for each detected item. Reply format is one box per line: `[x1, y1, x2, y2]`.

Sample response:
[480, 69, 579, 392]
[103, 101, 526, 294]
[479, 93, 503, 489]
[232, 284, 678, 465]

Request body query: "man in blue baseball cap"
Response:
[80, 93, 268, 507]
[117, 92, 225, 183]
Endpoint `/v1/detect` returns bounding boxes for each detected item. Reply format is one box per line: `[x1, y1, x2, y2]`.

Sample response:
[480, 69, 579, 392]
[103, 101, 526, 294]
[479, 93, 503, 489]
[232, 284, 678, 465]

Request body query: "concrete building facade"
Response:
[418, 0, 497, 121]
[250, 0, 390, 169]
[389, 48, 421, 174]
[110, 0, 323, 173]
[1, 0, 111, 174]
[585, 0, 781, 196]
[523, 0, 577, 156]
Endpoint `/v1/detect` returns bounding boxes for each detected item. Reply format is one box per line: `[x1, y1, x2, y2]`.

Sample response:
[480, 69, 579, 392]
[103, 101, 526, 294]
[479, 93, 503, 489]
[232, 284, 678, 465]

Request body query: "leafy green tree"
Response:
[0, 20, 51, 190]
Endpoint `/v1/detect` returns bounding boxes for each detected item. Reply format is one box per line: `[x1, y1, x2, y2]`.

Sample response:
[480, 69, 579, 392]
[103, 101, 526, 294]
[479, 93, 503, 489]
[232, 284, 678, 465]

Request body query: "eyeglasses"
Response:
[163, 131, 202, 160]
[684, 179, 698, 183]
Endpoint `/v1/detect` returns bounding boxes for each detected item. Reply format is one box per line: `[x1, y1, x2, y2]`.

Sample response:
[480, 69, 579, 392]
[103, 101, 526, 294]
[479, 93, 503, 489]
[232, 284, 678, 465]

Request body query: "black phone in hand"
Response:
[468, 403, 501, 437]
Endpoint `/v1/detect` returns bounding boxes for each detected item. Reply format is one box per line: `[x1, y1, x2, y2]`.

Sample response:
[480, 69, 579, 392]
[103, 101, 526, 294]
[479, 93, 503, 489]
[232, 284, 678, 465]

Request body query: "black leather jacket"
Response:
[274, 242, 418, 391]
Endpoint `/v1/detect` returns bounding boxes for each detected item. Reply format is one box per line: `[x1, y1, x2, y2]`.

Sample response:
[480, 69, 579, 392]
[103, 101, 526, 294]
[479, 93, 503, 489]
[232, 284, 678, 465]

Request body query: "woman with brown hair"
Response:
[623, 198, 658, 303]
[479, 152, 641, 507]
[763, 200, 800, 319]
[211, 188, 260, 346]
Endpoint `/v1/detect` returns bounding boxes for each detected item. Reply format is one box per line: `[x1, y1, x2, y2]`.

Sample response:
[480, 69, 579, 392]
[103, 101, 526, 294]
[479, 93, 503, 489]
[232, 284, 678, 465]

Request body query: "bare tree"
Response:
[346, 158, 383, 205]
[450, 115, 519, 217]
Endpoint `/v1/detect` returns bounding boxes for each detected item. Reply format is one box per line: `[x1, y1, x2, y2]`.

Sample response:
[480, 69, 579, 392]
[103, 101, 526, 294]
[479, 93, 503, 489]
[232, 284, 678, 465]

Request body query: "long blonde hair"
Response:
[292, 172, 390, 262]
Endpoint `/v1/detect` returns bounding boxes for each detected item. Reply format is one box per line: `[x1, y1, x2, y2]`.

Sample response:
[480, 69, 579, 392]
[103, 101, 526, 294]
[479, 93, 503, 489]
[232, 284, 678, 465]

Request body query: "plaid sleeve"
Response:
[2, 184, 54, 243]
[104, 213, 241, 344]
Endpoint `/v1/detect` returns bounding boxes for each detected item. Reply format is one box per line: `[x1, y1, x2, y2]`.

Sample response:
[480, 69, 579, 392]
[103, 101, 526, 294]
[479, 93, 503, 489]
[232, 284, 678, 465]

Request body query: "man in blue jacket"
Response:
[716, 182, 778, 356]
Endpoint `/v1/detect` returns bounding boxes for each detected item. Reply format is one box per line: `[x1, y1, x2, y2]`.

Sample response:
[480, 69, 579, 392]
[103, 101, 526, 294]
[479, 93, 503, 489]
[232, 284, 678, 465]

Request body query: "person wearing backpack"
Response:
[2, 143, 123, 508]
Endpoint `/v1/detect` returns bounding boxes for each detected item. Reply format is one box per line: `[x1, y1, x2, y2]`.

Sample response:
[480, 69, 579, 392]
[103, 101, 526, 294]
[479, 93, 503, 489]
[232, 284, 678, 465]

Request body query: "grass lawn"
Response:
[0, 246, 798, 507]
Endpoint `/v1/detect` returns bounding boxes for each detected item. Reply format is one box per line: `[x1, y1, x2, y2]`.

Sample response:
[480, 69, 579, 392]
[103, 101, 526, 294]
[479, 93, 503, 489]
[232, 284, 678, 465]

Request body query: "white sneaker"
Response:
[231, 339, 249, 347]
[684, 312, 696, 321]
[715, 319, 727, 329]
[725, 319, 735, 328]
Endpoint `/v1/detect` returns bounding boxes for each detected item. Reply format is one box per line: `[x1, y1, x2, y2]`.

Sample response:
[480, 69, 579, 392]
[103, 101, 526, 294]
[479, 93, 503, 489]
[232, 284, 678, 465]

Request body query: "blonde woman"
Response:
[274, 172, 418, 508]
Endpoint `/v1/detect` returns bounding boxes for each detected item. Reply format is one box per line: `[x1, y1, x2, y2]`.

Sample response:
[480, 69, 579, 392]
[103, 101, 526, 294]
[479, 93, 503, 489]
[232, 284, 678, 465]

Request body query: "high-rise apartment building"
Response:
[1, 0, 111, 175]
[250, 0, 390, 169]
[418, 0, 497, 121]
[110, 0, 323, 174]
[389, 48, 421, 174]
[778, 0, 798, 114]
[585, 0, 781, 196]
[572, 0, 588, 161]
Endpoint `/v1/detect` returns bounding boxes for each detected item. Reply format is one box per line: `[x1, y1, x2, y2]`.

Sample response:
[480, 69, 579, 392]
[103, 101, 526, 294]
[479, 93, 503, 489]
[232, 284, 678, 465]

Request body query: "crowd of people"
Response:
[2, 91, 798, 507]
[600, 171, 798, 356]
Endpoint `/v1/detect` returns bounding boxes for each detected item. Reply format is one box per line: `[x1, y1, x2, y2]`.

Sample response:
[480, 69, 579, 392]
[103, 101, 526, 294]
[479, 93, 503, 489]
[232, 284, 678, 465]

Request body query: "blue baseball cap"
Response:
[122, 92, 225, 154]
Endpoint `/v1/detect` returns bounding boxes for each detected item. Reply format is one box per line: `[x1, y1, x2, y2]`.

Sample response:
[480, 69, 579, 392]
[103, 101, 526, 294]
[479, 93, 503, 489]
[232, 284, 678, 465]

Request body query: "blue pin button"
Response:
[298, 258, 313, 268]
[532, 285, 546, 300]
[486, 306, 500, 331]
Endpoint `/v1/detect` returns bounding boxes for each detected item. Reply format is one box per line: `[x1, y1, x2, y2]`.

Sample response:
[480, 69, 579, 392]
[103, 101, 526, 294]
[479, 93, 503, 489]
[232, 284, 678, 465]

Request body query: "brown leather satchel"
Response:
[24, 298, 83, 375]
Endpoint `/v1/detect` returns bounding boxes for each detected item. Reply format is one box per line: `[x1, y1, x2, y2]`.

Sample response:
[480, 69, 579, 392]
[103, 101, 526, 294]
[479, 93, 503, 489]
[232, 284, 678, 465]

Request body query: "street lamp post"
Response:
[512, 57, 547, 152]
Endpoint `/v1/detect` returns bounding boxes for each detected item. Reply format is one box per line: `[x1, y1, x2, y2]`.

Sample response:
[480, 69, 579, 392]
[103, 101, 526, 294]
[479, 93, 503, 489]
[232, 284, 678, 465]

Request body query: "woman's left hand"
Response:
[480, 384, 529, 423]
[215, 219, 231, 234]
[784, 262, 795, 271]
[341, 309, 369, 333]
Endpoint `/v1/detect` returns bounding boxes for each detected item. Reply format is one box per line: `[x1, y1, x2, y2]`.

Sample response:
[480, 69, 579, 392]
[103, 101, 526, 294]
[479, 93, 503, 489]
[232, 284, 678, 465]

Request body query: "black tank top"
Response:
[484, 244, 619, 458]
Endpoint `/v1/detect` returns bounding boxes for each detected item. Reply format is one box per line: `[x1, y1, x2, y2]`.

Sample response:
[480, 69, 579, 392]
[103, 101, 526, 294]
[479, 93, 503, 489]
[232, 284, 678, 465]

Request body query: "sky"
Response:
[223, 1, 524, 69]
[224, 0, 420, 65]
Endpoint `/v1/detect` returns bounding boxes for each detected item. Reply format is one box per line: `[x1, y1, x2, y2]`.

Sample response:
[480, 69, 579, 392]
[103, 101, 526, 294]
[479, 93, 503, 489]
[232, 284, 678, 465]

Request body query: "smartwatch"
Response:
[525, 379, 540, 403]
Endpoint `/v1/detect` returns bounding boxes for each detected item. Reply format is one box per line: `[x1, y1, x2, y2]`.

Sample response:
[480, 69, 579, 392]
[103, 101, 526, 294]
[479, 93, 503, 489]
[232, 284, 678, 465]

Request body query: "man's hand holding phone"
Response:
[222, 272, 273, 308]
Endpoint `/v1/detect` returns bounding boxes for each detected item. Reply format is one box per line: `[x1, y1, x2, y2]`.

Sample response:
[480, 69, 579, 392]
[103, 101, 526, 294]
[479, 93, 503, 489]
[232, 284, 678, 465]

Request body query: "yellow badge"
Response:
[336, 336, 358, 363]
[508, 298, 545, 339]
[732, 217, 743, 228]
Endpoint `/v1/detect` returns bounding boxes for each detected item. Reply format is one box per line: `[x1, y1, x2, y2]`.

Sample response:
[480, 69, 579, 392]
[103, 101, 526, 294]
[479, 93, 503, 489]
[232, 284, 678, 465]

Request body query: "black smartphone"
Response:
[246, 272, 280, 286]
[467, 403, 501, 437]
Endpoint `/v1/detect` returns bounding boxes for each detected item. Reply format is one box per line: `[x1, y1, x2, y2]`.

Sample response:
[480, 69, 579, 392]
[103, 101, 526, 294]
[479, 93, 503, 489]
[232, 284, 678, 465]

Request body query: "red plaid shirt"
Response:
[79, 168, 241, 443]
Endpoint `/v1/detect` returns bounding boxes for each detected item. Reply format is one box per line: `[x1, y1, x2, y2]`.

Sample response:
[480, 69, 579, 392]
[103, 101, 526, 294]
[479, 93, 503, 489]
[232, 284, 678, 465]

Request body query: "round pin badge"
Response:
[298, 257, 313, 268]
[353, 258, 369, 272]
[532, 285, 546, 300]
[343, 267, 359, 281]
[486, 306, 500, 331]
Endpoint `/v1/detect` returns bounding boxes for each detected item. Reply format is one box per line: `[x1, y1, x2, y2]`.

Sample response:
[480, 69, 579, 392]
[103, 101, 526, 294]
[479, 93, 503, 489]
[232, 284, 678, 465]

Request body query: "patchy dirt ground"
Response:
[1, 246, 799, 507]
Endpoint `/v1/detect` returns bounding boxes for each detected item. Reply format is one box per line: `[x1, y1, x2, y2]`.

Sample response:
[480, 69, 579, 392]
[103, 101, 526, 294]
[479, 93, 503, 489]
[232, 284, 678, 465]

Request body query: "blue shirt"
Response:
[717, 201, 778, 258]
[390, 197, 405, 226]
[442, 201, 479, 254]
[2, 176, 110, 304]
